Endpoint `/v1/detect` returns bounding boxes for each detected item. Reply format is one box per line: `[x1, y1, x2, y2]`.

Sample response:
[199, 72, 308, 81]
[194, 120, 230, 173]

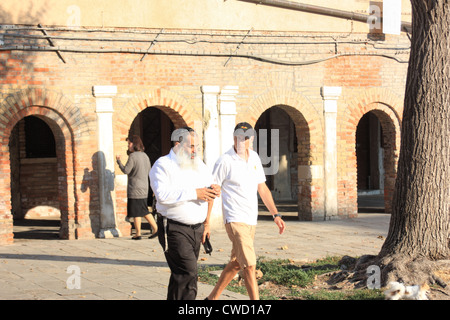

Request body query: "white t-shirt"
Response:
[149, 149, 213, 225]
[213, 147, 266, 225]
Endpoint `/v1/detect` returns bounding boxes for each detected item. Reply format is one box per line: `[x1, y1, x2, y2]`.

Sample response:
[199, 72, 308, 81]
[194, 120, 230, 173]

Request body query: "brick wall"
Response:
[19, 159, 59, 218]
[0, 27, 409, 244]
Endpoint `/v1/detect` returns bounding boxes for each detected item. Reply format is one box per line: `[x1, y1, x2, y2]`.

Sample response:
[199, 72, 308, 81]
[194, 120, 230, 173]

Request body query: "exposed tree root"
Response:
[328, 254, 450, 299]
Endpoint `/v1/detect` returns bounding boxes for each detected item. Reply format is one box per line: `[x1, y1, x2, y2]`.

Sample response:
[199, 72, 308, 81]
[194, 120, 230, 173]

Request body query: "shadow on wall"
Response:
[81, 151, 117, 238]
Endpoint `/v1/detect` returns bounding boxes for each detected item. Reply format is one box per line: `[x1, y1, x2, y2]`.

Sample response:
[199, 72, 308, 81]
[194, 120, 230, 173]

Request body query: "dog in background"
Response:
[384, 281, 429, 300]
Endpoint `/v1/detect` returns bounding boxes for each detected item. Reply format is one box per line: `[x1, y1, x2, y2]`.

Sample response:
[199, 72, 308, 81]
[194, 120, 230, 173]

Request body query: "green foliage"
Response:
[296, 288, 383, 300]
[256, 256, 340, 288]
[198, 256, 384, 300]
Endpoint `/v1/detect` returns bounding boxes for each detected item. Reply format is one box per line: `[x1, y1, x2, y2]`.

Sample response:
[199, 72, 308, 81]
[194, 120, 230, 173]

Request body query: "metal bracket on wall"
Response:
[224, 28, 252, 67]
[141, 28, 164, 61]
[37, 24, 66, 63]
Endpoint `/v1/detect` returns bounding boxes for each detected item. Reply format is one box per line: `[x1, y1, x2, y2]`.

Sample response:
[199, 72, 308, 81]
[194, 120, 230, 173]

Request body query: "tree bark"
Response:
[380, 0, 450, 260]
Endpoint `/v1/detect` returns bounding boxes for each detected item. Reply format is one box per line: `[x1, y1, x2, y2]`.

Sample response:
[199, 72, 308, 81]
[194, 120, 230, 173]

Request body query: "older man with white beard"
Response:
[149, 127, 220, 300]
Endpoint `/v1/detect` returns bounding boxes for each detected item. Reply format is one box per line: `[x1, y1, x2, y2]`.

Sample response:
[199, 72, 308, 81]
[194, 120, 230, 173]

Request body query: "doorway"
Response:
[129, 107, 175, 203]
[356, 111, 385, 212]
[130, 107, 174, 164]
[255, 106, 298, 218]
[9, 116, 61, 240]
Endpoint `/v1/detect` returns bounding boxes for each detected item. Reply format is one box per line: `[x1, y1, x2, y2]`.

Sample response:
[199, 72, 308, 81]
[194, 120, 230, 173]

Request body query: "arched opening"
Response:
[356, 112, 384, 192]
[0, 89, 83, 244]
[129, 107, 175, 166]
[356, 110, 396, 213]
[9, 116, 61, 240]
[255, 106, 300, 219]
[113, 95, 189, 236]
[126, 107, 175, 235]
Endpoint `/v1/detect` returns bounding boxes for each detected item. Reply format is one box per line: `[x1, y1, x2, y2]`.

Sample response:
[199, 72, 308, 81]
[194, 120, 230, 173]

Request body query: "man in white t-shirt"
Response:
[150, 127, 220, 300]
[206, 122, 286, 300]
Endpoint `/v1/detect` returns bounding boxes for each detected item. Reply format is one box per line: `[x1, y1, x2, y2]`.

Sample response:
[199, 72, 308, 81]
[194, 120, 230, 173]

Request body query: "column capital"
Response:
[321, 86, 341, 113]
[219, 86, 238, 115]
[220, 85, 239, 99]
[93, 86, 117, 113]
[320, 86, 342, 100]
[92, 85, 117, 98]
[201, 85, 221, 94]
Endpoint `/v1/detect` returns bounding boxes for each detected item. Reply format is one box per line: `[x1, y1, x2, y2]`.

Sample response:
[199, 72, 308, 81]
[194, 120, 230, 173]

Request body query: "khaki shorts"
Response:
[225, 222, 256, 269]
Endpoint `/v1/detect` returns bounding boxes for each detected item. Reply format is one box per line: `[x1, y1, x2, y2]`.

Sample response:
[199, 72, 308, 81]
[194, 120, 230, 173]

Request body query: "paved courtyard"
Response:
[0, 212, 390, 300]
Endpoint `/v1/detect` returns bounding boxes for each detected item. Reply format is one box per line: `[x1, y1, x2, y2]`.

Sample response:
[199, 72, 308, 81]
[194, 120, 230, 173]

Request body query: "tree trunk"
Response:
[312, 1, 450, 294]
[379, 0, 450, 261]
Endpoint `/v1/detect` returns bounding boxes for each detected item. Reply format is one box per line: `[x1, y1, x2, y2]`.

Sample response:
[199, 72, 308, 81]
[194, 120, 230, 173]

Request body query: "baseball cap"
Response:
[234, 122, 255, 139]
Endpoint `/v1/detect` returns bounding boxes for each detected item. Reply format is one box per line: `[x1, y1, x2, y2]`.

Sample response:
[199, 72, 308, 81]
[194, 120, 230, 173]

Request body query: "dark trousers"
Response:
[164, 220, 204, 300]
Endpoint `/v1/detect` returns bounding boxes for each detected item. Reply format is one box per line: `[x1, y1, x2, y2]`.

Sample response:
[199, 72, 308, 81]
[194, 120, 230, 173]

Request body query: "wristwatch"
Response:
[272, 213, 282, 219]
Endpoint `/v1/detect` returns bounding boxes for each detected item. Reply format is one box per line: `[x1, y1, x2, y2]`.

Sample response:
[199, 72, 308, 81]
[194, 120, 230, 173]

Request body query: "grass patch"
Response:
[257, 256, 340, 288]
[199, 264, 249, 296]
[296, 288, 384, 300]
[198, 256, 384, 300]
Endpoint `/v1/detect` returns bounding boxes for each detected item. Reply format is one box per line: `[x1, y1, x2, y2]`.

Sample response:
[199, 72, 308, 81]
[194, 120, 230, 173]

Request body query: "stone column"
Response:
[93, 85, 121, 238]
[201, 85, 238, 230]
[321, 86, 341, 220]
[201, 85, 221, 171]
[219, 86, 238, 154]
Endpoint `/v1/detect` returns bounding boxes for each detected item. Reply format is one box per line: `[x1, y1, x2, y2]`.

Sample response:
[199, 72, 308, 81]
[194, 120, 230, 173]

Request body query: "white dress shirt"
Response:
[213, 147, 266, 225]
[149, 149, 213, 225]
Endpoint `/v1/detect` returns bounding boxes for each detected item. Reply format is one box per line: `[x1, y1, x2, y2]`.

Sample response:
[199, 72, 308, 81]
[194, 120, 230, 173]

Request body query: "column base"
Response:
[98, 227, 121, 238]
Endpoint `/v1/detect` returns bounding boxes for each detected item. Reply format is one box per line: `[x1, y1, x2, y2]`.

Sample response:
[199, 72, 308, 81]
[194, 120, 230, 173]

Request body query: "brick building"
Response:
[0, 0, 411, 244]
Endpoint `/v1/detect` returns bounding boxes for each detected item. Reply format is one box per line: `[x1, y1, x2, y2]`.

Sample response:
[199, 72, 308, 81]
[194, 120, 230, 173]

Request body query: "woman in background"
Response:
[117, 135, 157, 240]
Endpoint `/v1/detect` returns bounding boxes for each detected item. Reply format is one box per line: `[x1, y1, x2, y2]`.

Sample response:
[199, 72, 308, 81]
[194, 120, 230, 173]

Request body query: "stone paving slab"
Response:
[0, 213, 390, 300]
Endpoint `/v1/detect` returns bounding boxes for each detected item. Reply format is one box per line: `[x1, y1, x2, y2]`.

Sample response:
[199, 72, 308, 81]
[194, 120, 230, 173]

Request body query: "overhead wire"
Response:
[0, 44, 410, 65]
[0, 24, 410, 65]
